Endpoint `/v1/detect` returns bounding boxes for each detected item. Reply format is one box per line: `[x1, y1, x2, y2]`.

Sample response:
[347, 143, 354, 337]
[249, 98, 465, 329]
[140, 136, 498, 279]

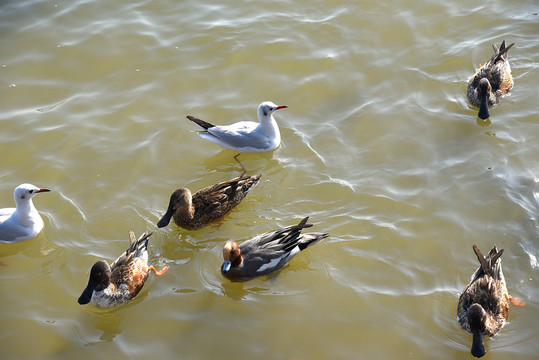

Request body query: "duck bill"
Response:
[156, 208, 173, 228]
[477, 96, 490, 120]
[471, 330, 486, 358]
[78, 284, 95, 305]
[222, 260, 231, 273]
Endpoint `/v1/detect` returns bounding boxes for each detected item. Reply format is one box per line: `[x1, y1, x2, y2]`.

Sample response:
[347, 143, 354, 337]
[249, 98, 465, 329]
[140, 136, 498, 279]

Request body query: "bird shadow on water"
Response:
[219, 269, 288, 301]
[79, 291, 154, 345]
[476, 116, 492, 127]
[80, 304, 132, 345]
[221, 280, 272, 301]
[475, 116, 497, 137]
[0, 232, 58, 259]
[201, 150, 282, 177]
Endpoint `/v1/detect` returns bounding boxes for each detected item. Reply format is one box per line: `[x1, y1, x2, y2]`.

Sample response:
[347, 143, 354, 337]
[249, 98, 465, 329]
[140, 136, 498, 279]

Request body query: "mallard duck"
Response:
[467, 41, 514, 119]
[187, 101, 287, 153]
[457, 245, 524, 358]
[78, 231, 169, 308]
[157, 174, 261, 230]
[0, 184, 50, 243]
[221, 216, 328, 282]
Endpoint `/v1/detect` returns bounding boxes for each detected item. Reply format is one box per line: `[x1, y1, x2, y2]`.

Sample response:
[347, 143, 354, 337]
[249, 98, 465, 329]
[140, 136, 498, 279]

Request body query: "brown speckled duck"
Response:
[157, 174, 261, 230]
[467, 41, 514, 119]
[457, 245, 524, 358]
[78, 231, 169, 308]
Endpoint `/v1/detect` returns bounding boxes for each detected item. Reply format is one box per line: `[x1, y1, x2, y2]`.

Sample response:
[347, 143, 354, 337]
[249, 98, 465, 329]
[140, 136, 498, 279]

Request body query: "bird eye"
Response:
[29, 189, 34, 194]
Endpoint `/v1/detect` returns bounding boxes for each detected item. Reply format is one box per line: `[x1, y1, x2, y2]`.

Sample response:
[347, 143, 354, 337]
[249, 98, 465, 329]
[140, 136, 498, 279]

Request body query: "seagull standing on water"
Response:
[0, 183, 50, 243]
[187, 101, 287, 153]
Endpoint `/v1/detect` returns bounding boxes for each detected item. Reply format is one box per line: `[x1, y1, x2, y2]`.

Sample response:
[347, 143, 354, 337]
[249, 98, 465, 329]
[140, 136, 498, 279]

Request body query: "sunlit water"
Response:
[1, 0, 538, 359]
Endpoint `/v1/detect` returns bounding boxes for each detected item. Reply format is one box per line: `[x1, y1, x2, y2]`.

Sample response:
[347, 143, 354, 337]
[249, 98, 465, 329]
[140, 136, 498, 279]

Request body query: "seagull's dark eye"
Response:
[29, 189, 34, 194]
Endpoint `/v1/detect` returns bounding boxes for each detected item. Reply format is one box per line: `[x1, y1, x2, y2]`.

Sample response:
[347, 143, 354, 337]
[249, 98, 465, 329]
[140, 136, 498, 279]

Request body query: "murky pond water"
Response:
[1, 0, 538, 359]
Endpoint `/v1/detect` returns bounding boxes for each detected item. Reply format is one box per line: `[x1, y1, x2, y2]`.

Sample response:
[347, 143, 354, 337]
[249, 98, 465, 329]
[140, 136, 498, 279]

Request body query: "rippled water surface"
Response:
[1, 0, 538, 359]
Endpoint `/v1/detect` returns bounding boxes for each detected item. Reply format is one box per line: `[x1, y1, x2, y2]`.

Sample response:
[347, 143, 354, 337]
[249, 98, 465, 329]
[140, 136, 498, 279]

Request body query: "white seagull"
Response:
[0, 183, 50, 243]
[187, 101, 287, 153]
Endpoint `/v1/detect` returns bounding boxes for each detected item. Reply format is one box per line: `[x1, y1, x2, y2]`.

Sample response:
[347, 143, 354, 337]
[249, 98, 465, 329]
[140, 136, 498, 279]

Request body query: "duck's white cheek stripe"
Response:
[257, 254, 287, 273]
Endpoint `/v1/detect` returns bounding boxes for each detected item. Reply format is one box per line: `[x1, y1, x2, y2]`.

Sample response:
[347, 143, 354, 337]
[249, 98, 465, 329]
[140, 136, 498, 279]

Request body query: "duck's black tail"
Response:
[490, 40, 514, 64]
[473, 244, 504, 278]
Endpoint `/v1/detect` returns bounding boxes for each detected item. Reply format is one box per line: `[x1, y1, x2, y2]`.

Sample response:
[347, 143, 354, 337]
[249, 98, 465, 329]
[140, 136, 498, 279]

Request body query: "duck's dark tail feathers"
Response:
[130, 231, 152, 256]
[291, 217, 313, 232]
[187, 115, 215, 130]
[490, 41, 514, 64]
[110, 231, 152, 269]
[473, 244, 504, 277]
[273, 217, 328, 253]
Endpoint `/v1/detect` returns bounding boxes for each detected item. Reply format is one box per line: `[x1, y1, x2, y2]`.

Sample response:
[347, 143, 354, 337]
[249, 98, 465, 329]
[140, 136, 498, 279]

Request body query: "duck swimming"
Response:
[467, 41, 514, 120]
[187, 101, 287, 153]
[221, 217, 328, 282]
[78, 231, 169, 308]
[157, 174, 261, 230]
[0, 183, 50, 243]
[457, 245, 524, 358]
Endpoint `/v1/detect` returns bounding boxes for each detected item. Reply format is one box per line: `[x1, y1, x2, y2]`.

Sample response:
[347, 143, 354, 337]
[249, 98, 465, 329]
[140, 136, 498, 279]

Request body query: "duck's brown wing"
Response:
[191, 175, 261, 224]
[459, 245, 502, 302]
[458, 246, 509, 332]
[109, 231, 152, 297]
[457, 274, 507, 333]
[481, 41, 514, 93]
[110, 231, 152, 271]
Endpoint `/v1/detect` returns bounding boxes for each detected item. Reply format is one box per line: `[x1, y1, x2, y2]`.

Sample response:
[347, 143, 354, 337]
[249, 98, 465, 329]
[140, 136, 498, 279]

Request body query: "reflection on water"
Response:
[476, 117, 492, 127]
[91, 310, 125, 344]
[1, 0, 538, 359]
[221, 282, 250, 301]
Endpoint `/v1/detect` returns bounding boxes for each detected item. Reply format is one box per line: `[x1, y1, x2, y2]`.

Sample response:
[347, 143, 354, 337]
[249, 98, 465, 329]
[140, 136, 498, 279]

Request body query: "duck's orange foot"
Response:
[150, 265, 170, 276]
[510, 295, 526, 307]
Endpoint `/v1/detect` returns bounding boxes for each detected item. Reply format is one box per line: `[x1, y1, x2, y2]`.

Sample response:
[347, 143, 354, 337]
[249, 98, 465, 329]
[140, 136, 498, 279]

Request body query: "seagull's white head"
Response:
[14, 183, 50, 204]
[257, 101, 287, 119]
